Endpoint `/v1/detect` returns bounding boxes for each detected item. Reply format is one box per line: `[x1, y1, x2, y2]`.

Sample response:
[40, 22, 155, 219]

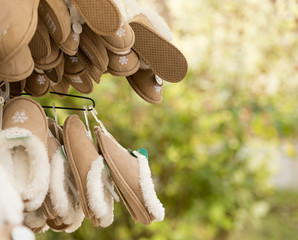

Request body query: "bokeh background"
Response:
[36, 0, 298, 239]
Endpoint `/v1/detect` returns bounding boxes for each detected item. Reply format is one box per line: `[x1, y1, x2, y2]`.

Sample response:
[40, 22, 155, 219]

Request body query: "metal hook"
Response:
[52, 103, 61, 143]
[83, 105, 93, 142]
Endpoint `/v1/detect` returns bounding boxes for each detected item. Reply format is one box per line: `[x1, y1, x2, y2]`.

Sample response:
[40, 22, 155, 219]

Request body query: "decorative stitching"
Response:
[12, 112, 28, 124]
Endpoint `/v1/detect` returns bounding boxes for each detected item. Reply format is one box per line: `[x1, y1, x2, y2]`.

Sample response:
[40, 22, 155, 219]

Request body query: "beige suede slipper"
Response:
[1, 97, 50, 212]
[107, 50, 140, 77]
[63, 114, 115, 227]
[94, 126, 165, 225]
[44, 55, 65, 83]
[0, 225, 35, 240]
[70, 0, 121, 36]
[64, 54, 84, 75]
[0, 0, 39, 64]
[9, 79, 26, 97]
[24, 70, 50, 97]
[38, 0, 71, 44]
[29, 18, 51, 61]
[129, 13, 188, 83]
[35, 39, 63, 71]
[64, 71, 94, 94]
[58, 30, 80, 56]
[0, 0, 12, 37]
[100, 21, 135, 54]
[79, 25, 109, 72]
[126, 69, 162, 104]
[0, 45, 34, 82]
[50, 78, 71, 95]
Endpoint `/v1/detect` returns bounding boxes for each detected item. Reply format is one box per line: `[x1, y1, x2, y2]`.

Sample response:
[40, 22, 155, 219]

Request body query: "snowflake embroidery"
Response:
[73, 32, 79, 42]
[12, 112, 28, 124]
[37, 75, 46, 85]
[119, 56, 128, 65]
[70, 56, 78, 63]
[116, 27, 126, 38]
[154, 84, 162, 93]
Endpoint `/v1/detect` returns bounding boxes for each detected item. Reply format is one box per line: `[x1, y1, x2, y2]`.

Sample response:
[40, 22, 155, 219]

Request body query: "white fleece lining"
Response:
[0, 165, 24, 226]
[86, 155, 115, 226]
[0, 127, 50, 212]
[24, 208, 46, 229]
[65, 204, 84, 233]
[134, 151, 165, 222]
[112, 0, 127, 21]
[64, 0, 85, 25]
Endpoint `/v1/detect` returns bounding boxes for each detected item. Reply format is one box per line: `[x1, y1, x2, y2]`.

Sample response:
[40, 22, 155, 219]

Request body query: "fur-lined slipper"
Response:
[39, 0, 71, 44]
[69, 0, 122, 36]
[0, 0, 12, 37]
[1, 97, 50, 212]
[107, 50, 140, 77]
[0, 225, 35, 240]
[64, 70, 94, 94]
[100, 21, 135, 54]
[94, 126, 165, 225]
[35, 38, 63, 71]
[58, 30, 80, 56]
[126, 69, 162, 104]
[79, 25, 109, 72]
[24, 207, 47, 233]
[0, 45, 34, 82]
[29, 18, 51, 61]
[9, 79, 26, 97]
[25, 70, 50, 97]
[0, 164, 24, 227]
[76, 51, 103, 84]
[128, 10, 188, 83]
[64, 54, 84, 75]
[44, 55, 65, 83]
[0, 0, 39, 64]
[63, 115, 114, 227]
[50, 77, 71, 95]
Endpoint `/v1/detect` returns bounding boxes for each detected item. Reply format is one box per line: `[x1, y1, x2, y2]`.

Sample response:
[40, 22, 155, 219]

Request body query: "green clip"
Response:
[103, 159, 111, 177]
[138, 148, 148, 160]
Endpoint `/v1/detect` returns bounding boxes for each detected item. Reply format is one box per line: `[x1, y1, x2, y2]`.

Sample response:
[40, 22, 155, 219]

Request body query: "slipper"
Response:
[44, 55, 65, 83]
[0, 0, 39, 64]
[64, 54, 84, 75]
[128, 9, 188, 83]
[79, 25, 109, 72]
[107, 50, 140, 77]
[50, 78, 71, 95]
[29, 18, 51, 61]
[76, 51, 103, 84]
[1, 97, 50, 212]
[35, 38, 63, 71]
[9, 79, 26, 97]
[64, 71, 94, 94]
[58, 30, 80, 56]
[0, 225, 35, 240]
[23, 207, 47, 234]
[0, 45, 34, 82]
[0, 0, 12, 37]
[100, 21, 135, 54]
[94, 126, 165, 225]
[25, 70, 50, 97]
[126, 69, 162, 104]
[69, 0, 122, 36]
[63, 114, 114, 227]
[38, 0, 71, 44]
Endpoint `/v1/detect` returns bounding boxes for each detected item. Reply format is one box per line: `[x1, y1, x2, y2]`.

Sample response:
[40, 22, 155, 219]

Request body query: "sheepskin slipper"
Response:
[50, 78, 71, 95]
[0, 0, 39, 64]
[0, 225, 35, 240]
[94, 126, 165, 225]
[129, 11, 188, 83]
[69, 0, 122, 36]
[0, 164, 24, 227]
[58, 30, 80, 56]
[0, 45, 34, 82]
[35, 39, 63, 71]
[44, 55, 65, 83]
[100, 21, 135, 54]
[38, 0, 71, 44]
[126, 69, 162, 104]
[64, 71, 94, 94]
[64, 54, 84, 75]
[80, 25, 109, 72]
[63, 115, 114, 227]
[1, 97, 50, 212]
[76, 51, 103, 84]
[29, 18, 51, 61]
[25, 71, 50, 97]
[9, 79, 26, 97]
[107, 50, 140, 77]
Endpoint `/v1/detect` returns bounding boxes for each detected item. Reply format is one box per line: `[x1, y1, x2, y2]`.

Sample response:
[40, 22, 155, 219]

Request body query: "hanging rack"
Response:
[21, 91, 95, 111]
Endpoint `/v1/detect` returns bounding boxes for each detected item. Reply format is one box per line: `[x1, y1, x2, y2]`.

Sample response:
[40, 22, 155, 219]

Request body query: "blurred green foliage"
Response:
[36, 0, 297, 239]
